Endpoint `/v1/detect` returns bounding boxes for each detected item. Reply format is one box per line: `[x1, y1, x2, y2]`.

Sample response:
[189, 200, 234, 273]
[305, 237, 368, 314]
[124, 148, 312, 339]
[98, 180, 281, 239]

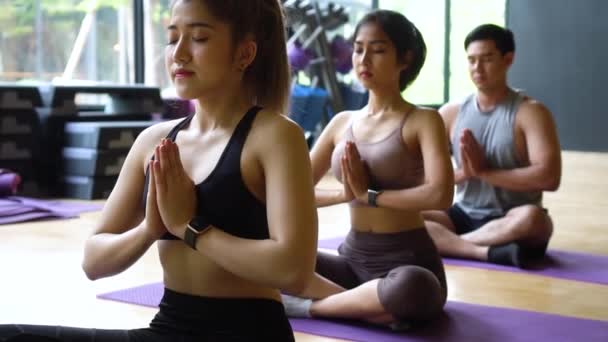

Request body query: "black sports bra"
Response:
[141, 106, 270, 240]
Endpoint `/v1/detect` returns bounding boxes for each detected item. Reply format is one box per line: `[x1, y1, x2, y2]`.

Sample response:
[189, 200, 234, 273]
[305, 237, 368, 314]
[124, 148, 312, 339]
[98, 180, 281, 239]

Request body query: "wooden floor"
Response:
[0, 151, 607, 341]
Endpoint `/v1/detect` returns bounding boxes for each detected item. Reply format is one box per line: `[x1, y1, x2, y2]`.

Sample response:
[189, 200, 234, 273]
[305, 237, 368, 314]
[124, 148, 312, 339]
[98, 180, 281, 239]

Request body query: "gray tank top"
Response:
[451, 88, 541, 219]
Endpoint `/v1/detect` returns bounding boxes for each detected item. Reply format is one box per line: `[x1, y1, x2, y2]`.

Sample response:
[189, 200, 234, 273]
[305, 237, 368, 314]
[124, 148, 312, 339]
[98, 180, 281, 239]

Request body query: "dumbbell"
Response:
[288, 41, 316, 72]
[331, 35, 353, 74]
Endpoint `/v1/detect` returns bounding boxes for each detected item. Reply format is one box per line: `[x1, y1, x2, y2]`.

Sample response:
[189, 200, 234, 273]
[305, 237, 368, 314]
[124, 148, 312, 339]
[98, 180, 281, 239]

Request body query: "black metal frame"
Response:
[134, 0, 145, 84]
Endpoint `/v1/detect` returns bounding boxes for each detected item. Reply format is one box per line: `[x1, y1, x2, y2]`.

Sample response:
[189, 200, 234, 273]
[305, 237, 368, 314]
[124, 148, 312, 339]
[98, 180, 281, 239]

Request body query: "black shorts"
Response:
[446, 204, 504, 235]
[446, 204, 550, 258]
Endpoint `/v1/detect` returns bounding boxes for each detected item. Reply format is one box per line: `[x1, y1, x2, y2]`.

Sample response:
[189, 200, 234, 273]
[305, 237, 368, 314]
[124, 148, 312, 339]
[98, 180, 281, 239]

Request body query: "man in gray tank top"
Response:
[423, 24, 562, 268]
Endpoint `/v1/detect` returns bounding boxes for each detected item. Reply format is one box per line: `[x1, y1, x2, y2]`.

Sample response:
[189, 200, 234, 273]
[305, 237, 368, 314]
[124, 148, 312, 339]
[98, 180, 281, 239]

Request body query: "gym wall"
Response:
[507, 0, 608, 152]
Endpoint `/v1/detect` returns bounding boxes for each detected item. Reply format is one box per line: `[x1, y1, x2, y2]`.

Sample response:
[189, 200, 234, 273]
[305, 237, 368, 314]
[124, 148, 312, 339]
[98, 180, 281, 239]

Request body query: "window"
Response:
[0, 0, 505, 106]
[142, 0, 172, 93]
[0, 0, 134, 84]
[379, 0, 446, 105]
[379, 0, 505, 105]
[449, 0, 505, 101]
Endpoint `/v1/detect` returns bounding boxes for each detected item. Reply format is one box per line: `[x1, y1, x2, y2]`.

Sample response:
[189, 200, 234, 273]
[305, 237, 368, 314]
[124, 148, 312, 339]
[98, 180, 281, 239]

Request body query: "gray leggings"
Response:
[316, 228, 447, 322]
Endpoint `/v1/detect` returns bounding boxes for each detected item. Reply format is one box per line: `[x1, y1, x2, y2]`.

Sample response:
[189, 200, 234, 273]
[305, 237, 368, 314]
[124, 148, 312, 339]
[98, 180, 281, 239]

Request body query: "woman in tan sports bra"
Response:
[282, 10, 454, 329]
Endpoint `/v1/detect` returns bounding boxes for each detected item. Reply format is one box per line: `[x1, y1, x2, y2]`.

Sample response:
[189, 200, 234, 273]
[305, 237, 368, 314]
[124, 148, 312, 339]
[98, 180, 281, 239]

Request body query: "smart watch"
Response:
[184, 216, 212, 250]
[367, 189, 383, 207]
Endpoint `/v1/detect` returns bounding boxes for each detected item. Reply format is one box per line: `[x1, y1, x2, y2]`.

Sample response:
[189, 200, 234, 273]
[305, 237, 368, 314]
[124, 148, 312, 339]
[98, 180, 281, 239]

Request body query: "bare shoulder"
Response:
[325, 110, 356, 132]
[251, 109, 306, 140]
[518, 97, 552, 116]
[410, 106, 441, 119]
[136, 118, 183, 144]
[408, 106, 445, 131]
[516, 97, 554, 125]
[128, 118, 185, 164]
[437, 102, 461, 134]
[438, 102, 461, 120]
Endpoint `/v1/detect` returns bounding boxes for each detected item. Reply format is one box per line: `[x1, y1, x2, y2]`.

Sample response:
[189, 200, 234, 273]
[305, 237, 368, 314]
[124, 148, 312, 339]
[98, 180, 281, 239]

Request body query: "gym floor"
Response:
[0, 151, 606, 341]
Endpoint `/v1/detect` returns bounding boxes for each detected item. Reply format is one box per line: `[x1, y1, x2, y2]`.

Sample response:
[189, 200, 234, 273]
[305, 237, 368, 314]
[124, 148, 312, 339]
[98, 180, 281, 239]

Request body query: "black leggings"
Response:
[316, 228, 447, 323]
[0, 288, 294, 342]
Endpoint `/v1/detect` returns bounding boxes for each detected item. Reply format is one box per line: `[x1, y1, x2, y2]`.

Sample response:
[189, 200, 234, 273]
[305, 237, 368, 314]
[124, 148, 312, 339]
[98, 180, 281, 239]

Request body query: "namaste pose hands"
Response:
[459, 129, 488, 179]
[341, 141, 371, 204]
[150, 139, 197, 239]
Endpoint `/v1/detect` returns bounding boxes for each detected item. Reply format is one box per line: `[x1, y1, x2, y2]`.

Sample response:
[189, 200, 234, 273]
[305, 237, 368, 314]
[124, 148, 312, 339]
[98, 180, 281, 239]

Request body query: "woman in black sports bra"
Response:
[0, 1, 317, 341]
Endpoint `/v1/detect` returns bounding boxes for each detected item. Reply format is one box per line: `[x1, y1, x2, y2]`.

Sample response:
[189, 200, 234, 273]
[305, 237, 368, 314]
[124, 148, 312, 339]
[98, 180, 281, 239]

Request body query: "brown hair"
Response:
[170, 0, 290, 113]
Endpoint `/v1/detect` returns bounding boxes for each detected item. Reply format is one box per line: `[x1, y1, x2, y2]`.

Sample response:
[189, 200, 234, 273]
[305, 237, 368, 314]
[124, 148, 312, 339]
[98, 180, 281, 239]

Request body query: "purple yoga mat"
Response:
[318, 236, 608, 285]
[0, 196, 102, 225]
[98, 282, 608, 342]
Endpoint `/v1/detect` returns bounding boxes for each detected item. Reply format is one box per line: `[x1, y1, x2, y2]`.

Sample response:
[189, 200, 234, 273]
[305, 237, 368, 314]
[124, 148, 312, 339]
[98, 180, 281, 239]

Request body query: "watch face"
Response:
[189, 216, 207, 231]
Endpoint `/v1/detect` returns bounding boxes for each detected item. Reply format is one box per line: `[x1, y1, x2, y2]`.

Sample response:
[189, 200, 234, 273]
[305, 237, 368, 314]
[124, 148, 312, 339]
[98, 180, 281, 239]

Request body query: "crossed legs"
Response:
[283, 230, 447, 327]
[423, 204, 553, 266]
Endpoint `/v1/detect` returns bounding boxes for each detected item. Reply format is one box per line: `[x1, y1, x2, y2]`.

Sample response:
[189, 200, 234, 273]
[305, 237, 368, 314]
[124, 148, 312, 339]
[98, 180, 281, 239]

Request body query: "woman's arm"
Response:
[309, 111, 352, 207]
[81, 124, 170, 280]
[194, 115, 318, 294]
[315, 189, 347, 207]
[373, 109, 455, 211]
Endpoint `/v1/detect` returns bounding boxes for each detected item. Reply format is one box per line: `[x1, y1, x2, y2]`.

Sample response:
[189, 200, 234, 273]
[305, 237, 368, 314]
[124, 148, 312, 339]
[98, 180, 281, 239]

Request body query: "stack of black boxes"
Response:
[0, 85, 44, 196]
[38, 85, 163, 199]
[62, 120, 157, 199]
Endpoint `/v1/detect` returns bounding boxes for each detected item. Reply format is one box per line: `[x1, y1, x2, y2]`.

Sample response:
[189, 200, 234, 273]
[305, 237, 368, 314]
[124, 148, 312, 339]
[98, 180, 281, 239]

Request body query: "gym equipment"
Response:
[288, 41, 316, 72]
[0, 85, 44, 196]
[37, 84, 163, 198]
[330, 35, 353, 74]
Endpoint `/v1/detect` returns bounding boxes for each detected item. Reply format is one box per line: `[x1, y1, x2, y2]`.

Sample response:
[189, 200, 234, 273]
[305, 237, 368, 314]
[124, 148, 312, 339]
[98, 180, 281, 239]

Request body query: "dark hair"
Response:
[170, 0, 290, 113]
[464, 24, 515, 55]
[352, 10, 426, 91]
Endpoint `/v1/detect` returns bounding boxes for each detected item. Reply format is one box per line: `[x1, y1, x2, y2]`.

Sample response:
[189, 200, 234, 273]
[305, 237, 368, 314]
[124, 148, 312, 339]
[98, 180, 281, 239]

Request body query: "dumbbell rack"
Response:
[284, 0, 349, 114]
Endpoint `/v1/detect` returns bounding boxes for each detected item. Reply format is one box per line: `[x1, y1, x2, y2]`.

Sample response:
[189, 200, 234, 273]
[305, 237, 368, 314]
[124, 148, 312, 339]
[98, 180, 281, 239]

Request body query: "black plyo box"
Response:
[63, 175, 116, 200]
[0, 135, 35, 160]
[0, 109, 39, 135]
[64, 121, 156, 149]
[62, 147, 128, 177]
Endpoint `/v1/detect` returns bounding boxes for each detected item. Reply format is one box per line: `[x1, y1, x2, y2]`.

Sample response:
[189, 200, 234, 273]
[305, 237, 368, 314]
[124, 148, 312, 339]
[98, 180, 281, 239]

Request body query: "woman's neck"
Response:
[191, 84, 255, 132]
[365, 88, 408, 117]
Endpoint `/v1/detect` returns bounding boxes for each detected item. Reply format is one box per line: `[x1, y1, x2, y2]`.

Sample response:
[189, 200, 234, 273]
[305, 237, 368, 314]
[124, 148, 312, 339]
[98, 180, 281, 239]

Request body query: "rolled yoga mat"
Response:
[318, 236, 608, 286]
[0, 169, 21, 197]
[0, 196, 102, 225]
[97, 282, 608, 342]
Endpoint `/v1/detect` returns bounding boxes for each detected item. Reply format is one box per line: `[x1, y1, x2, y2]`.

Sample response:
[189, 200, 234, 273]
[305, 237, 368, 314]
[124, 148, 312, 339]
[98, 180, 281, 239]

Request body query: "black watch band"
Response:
[184, 217, 212, 250]
[367, 189, 382, 207]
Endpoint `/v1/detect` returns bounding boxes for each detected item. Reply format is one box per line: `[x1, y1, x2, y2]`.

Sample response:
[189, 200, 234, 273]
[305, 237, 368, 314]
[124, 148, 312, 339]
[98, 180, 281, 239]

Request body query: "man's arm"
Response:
[478, 100, 561, 192]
